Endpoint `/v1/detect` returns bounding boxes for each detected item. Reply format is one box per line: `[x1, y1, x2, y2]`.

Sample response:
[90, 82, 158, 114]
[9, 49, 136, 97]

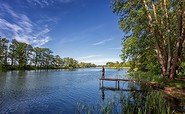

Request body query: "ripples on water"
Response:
[0, 68, 129, 114]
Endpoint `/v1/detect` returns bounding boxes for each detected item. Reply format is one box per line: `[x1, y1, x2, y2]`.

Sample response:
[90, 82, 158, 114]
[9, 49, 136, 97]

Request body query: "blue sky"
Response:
[0, 0, 124, 65]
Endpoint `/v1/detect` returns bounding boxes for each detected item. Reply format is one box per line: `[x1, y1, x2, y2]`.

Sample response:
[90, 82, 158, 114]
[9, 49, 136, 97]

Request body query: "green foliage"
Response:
[16, 42, 33, 69]
[178, 62, 185, 76]
[79, 62, 96, 68]
[0, 37, 96, 70]
[106, 61, 130, 68]
[63, 57, 79, 69]
[112, 0, 185, 77]
[143, 91, 171, 114]
[75, 91, 171, 114]
[129, 71, 162, 82]
[161, 79, 185, 89]
[0, 37, 9, 71]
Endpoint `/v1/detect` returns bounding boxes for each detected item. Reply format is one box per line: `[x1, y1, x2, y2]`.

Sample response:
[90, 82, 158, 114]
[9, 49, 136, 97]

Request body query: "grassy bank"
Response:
[129, 71, 185, 89]
[129, 71, 185, 113]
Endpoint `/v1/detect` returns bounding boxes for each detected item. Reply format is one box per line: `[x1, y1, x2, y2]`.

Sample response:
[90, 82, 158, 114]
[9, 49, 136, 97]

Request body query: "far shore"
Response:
[103, 67, 130, 69]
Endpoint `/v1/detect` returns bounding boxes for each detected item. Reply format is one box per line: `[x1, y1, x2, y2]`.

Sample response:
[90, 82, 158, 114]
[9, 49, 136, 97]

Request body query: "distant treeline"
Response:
[105, 61, 130, 68]
[0, 37, 96, 71]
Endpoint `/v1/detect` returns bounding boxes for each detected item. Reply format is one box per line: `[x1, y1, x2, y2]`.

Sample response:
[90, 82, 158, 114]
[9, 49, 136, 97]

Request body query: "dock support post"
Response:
[115, 81, 120, 89]
[101, 80, 104, 87]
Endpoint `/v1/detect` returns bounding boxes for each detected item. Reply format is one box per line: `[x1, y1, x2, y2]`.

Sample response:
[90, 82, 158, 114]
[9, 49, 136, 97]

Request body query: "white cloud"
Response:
[33, 36, 50, 47]
[0, 4, 19, 18]
[26, 0, 73, 7]
[26, 0, 48, 7]
[42, 0, 50, 6]
[92, 38, 112, 46]
[59, 25, 104, 44]
[18, 15, 33, 33]
[0, 3, 52, 47]
[58, 0, 72, 3]
[0, 19, 23, 32]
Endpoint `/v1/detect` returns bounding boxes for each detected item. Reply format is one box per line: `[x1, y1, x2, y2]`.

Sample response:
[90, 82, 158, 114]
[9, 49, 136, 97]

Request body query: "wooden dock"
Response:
[99, 78, 146, 82]
[99, 78, 147, 89]
[100, 86, 145, 92]
[99, 78, 148, 100]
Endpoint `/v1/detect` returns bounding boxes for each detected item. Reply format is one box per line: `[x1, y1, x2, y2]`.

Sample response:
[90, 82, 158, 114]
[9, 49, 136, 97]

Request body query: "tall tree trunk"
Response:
[143, 0, 166, 77]
[159, 0, 168, 65]
[11, 58, 13, 66]
[152, 0, 168, 76]
[4, 51, 8, 66]
[164, 0, 172, 77]
[170, 1, 184, 79]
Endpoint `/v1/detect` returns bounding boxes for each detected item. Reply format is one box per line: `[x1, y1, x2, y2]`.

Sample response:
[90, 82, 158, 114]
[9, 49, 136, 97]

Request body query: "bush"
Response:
[178, 62, 185, 76]
[129, 71, 162, 82]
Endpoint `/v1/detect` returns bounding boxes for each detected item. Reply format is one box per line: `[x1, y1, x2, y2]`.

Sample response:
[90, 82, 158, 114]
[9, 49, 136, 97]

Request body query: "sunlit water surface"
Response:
[0, 68, 130, 114]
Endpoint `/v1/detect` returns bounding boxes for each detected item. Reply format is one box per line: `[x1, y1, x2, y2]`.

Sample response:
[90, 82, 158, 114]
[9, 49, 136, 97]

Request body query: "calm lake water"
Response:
[0, 68, 130, 114]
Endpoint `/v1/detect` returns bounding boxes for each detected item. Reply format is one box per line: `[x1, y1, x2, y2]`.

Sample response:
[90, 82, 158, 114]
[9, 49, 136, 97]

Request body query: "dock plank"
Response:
[99, 78, 146, 83]
[100, 87, 145, 92]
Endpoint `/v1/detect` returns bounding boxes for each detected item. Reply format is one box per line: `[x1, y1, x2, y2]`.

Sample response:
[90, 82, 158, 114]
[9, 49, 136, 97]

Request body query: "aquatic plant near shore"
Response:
[142, 91, 171, 114]
[129, 71, 162, 82]
[75, 91, 172, 114]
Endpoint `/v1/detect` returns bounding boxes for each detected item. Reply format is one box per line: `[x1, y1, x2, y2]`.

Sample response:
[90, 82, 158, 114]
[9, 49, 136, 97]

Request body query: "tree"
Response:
[112, 0, 185, 79]
[0, 36, 97, 70]
[53, 55, 64, 68]
[33, 47, 42, 67]
[79, 62, 96, 68]
[0, 37, 9, 70]
[16, 41, 33, 69]
[9, 39, 18, 67]
[25, 44, 33, 66]
[106, 62, 114, 67]
[42, 48, 53, 69]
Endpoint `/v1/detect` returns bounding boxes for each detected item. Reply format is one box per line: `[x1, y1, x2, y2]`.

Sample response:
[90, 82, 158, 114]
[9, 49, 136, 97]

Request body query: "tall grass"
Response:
[75, 91, 172, 114]
[129, 71, 163, 83]
[142, 91, 171, 114]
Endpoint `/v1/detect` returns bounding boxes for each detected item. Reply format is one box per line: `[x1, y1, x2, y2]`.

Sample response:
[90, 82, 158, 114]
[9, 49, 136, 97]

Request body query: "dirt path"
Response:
[162, 76, 185, 113]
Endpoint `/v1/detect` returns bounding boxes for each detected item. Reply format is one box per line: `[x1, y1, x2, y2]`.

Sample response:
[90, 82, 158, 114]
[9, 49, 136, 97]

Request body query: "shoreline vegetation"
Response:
[76, 91, 171, 114]
[0, 37, 97, 71]
[111, 1, 185, 112]
[76, 71, 185, 114]
[129, 71, 185, 113]
[112, 0, 185, 79]
[0, 37, 130, 71]
[3, 37, 138, 71]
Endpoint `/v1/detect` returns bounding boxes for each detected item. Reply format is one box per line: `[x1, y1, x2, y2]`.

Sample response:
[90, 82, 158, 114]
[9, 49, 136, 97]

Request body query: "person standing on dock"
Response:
[102, 66, 105, 78]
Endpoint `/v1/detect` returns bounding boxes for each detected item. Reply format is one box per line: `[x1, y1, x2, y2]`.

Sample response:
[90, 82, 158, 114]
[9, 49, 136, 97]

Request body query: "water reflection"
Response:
[99, 79, 146, 101]
[1, 69, 183, 113]
[0, 68, 129, 114]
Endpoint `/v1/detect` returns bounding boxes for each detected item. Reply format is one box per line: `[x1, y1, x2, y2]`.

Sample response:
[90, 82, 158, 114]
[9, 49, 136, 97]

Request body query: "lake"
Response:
[0, 68, 130, 114]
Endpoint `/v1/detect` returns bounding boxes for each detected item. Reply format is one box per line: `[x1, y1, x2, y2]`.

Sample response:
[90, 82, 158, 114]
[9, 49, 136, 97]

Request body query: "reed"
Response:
[129, 71, 162, 83]
[75, 91, 172, 114]
[142, 91, 171, 114]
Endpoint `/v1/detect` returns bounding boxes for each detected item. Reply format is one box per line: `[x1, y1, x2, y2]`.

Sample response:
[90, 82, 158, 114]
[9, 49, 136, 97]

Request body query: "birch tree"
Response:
[113, 0, 185, 79]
